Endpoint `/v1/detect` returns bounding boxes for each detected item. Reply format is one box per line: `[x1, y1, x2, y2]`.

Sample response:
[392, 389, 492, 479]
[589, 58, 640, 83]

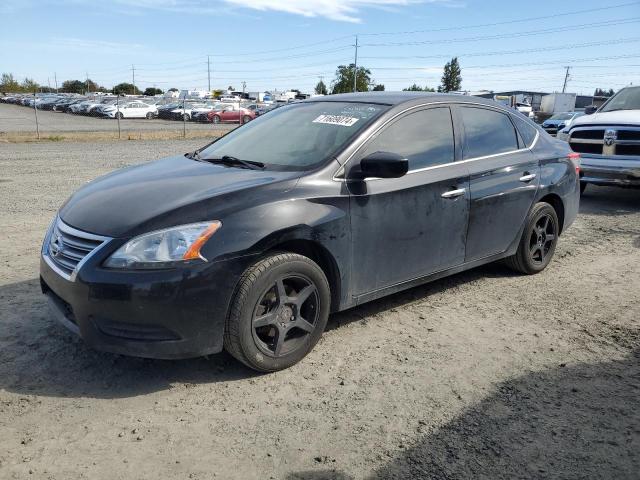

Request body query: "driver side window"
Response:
[359, 107, 455, 171]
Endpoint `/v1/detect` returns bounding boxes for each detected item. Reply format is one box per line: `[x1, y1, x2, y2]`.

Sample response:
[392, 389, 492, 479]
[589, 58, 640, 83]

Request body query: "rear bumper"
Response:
[580, 154, 640, 187]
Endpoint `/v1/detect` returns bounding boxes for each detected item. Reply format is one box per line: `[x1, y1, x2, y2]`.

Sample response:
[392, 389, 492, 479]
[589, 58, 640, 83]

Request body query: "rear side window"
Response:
[360, 107, 455, 170]
[460, 107, 519, 159]
[512, 114, 539, 148]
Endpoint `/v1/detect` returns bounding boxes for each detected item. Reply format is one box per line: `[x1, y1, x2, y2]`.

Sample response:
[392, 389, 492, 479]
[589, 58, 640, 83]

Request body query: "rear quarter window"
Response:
[511, 114, 539, 148]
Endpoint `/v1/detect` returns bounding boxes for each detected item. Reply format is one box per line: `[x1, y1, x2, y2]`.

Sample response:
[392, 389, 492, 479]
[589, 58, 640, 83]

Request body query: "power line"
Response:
[360, 17, 640, 47]
[360, 37, 640, 60]
[357, 1, 640, 36]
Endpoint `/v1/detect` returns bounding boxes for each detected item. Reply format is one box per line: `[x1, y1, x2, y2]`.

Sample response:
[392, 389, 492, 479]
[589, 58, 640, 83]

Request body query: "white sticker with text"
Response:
[312, 114, 359, 127]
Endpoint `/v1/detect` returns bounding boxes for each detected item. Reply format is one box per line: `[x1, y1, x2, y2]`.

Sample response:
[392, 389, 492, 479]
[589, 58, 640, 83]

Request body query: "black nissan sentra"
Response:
[41, 92, 580, 371]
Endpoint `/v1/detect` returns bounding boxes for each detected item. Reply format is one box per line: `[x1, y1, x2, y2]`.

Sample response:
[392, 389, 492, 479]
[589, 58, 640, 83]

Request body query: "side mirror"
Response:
[358, 151, 408, 179]
[584, 105, 597, 115]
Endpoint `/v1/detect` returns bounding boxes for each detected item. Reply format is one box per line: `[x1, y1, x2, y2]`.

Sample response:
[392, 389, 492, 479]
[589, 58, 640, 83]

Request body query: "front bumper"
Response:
[40, 228, 254, 359]
[580, 154, 640, 187]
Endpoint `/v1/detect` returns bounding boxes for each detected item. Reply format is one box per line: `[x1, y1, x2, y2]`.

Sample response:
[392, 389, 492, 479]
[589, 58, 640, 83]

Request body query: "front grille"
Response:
[569, 127, 640, 158]
[46, 218, 109, 278]
[571, 129, 605, 140]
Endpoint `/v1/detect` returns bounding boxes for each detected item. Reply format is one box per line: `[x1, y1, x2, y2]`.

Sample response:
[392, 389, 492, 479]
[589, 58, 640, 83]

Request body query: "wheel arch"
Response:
[538, 193, 565, 234]
[266, 239, 341, 313]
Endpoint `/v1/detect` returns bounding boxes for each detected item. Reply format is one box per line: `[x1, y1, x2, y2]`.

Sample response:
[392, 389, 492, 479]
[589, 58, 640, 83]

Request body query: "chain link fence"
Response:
[0, 91, 265, 143]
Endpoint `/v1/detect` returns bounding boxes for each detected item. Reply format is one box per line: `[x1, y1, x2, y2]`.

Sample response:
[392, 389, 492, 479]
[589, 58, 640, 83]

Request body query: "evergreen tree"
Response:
[440, 57, 462, 93]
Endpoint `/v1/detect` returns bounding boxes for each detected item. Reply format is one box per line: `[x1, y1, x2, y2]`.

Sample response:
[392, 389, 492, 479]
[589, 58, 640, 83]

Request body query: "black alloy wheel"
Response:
[251, 275, 320, 357]
[224, 253, 331, 372]
[505, 202, 559, 274]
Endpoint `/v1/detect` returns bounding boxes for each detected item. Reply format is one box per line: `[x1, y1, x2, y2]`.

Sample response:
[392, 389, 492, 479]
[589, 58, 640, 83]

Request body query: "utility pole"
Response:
[353, 35, 359, 93]
[54, 72, 58, 93]
[242, 81, 246, 95]
[85, 72, 89, 94]
[562, 66, 570, 93]
[131, 64, 136, 95]
[207, 55, 211, 93]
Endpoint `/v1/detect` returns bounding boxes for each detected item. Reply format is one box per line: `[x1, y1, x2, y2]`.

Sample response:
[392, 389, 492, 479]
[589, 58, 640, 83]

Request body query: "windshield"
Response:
[199, 101, 389, 170]
[549, 113, 573, 121]
[600, 87, 640, 112]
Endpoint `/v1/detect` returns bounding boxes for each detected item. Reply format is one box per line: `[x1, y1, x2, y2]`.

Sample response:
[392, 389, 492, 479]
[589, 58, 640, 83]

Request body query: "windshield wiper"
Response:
[203, 155, 265, 170]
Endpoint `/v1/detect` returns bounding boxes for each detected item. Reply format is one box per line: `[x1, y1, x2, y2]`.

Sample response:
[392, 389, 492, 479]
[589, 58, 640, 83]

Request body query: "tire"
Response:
[580, 182, 587, 194]
[505, 202, 559, 275]
[115, 112, 123, 120]
[224, 253, 331, 372]
[183, 113, 190, 121]
[212, 115, 221, 124]
[146, 112, 153, 119]
[242, 115, 251, 123]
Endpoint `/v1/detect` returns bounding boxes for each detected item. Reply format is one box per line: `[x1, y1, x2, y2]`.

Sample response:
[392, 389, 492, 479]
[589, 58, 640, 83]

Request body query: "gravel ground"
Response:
[0, 103, 235, 135]
[0, 140, 639, 480]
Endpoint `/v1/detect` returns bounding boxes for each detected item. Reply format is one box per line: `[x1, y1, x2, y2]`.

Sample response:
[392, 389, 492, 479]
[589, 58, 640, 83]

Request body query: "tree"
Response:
[143, 87, 163, 96]
[168, 88, 179, 92]
[331, 64, 371, 94]
[61, 80, 86, 94]
[440, 57, 462, 93]
[314, 79, 328, 95]
[21, 78, 39, 92]
[113, 82, 140, 95]
[594, 88, 615, 97]
[372, 84, 385, 91]
[0, 73, 21, 92]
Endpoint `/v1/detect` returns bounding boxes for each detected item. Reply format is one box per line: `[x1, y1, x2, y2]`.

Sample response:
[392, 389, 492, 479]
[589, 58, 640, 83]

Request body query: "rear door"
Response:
[455, 106, 540, 262]
[347, 106, 469, 295]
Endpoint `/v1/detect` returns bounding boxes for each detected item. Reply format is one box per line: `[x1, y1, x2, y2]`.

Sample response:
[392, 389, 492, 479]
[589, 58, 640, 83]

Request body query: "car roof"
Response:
[304, 91, 505, 108]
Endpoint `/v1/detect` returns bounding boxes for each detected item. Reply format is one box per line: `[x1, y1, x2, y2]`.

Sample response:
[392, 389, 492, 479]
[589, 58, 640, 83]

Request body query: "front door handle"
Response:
[441, 188, 466, 199]
[519, 172, 537, 182]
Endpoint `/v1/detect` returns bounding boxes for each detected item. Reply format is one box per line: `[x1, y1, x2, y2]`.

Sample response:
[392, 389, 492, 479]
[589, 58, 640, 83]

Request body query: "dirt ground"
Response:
[0, 140, 639, 480]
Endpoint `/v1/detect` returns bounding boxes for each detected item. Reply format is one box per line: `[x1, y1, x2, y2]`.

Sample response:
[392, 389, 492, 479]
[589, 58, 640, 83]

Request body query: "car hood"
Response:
[59, 155, 300, 238]
[571, 110, 640, 127]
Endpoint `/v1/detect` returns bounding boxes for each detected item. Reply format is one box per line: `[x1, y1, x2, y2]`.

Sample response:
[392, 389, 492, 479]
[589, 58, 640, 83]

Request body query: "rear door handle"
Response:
[441, 188, 466, 199]
[519, 173, 537, 182]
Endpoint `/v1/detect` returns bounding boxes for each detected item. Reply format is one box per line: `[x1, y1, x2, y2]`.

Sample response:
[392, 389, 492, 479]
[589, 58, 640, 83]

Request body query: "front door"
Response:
[455, 106, 540, 261]
[347, 106, 469, 296]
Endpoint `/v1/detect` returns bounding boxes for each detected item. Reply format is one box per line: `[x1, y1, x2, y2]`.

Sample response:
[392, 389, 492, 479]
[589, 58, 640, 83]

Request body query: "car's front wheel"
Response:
[146, 112, 154, 119]
[224, 253, 331, 372]
[505, 202, 559, 274]
[212, 115, 221, 124]
[580, 182, 587, 195]
[115, 112, 123, 120]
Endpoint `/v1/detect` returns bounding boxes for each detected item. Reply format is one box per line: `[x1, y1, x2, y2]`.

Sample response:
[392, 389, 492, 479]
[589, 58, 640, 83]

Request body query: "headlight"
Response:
[557, 128, 570, 142]
[104, 221, 221, 269]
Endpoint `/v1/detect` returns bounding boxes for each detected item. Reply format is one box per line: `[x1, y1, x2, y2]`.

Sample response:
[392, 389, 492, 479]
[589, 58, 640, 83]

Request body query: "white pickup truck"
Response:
[558, 86, 640, 193]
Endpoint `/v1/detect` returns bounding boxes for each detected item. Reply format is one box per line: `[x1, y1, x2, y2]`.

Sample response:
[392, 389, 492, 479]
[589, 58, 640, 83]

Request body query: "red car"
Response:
[208, 106, 256, 124]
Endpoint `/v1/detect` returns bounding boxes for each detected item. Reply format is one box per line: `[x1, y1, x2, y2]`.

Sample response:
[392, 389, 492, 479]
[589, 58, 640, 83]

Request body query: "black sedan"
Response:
[40, 92, 580, 371]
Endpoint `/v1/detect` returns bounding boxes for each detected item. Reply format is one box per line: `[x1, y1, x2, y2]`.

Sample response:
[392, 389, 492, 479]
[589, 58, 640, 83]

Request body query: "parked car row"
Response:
[1, 93, 278, 123]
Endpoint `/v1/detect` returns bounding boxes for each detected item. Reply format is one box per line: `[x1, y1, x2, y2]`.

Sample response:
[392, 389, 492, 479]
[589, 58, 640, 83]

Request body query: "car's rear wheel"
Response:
[224, 253, 330, 372]
[115, 112, 123, 120]
[182, 113, 190, 121]
[505, 202, 559, 275]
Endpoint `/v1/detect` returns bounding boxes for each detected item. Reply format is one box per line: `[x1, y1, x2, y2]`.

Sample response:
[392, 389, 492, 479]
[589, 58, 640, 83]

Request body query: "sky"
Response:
[1, 0, 639, 95]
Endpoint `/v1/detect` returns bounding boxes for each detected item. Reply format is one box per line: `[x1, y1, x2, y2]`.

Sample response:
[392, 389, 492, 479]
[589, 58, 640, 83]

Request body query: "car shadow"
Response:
[286, 346, 640, 480]
[0, 278, 259, 399]
[327, 262, 518, 332]
[579, 185, 640, 216]
[1, 263, 517, 400]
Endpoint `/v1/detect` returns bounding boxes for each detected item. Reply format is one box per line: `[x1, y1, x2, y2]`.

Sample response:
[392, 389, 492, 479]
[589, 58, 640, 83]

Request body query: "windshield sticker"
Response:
[313, 114, 359, 127]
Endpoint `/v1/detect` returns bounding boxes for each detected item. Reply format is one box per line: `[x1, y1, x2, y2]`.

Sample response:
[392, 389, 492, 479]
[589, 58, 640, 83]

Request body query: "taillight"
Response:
[567, 152, 580, 174]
